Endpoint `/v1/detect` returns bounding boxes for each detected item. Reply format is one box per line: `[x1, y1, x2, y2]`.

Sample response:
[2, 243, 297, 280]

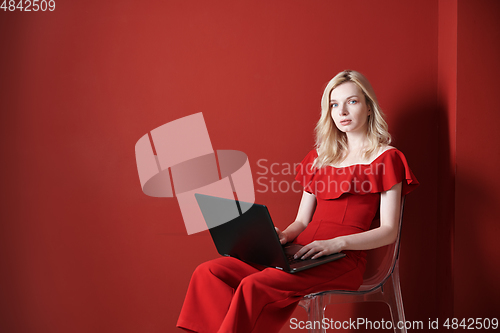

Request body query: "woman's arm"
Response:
[275, 191, 317, 244]
[295, 182, 402, 259]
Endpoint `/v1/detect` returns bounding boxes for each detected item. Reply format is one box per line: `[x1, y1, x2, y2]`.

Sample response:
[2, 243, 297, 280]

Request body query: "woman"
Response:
[177, 70, 418, 333]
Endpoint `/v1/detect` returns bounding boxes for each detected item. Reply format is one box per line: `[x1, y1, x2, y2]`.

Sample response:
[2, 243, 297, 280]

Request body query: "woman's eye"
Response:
[331, 103, 338, 108]
[348, 100, 357, 104]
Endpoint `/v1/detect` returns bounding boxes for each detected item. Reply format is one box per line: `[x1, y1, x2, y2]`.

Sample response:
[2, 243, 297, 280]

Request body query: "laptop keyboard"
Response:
[287, 254, 306, 265]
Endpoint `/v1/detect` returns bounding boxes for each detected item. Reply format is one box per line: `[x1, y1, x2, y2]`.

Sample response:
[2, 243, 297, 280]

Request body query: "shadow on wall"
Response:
[454, 168, 499, 318]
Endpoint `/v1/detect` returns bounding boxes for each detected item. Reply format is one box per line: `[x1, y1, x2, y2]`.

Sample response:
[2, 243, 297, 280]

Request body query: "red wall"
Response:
[0, 1, 496, 332]
[455, 0, 500, 321]
[437, 0, 457, 320]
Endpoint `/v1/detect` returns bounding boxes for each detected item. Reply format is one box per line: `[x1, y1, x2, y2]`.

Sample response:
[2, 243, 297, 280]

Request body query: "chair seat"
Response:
[298, 197, 407, 333]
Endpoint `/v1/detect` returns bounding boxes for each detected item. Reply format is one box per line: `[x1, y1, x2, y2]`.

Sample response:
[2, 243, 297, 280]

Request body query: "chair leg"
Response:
[304, 296, 326, 333]
[384, 263, 407, 333]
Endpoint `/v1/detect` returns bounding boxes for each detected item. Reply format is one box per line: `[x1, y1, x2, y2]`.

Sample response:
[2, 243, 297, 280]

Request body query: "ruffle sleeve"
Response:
[294, 148, 419, 199]
[373, 149, 419, 196]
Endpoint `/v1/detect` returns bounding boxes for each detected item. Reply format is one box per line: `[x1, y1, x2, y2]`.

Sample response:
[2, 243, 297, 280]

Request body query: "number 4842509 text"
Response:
[1, 0, 55, 11]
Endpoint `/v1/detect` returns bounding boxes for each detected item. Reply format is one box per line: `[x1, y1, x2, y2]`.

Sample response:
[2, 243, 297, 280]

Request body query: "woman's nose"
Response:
[339, 103, 348, 116]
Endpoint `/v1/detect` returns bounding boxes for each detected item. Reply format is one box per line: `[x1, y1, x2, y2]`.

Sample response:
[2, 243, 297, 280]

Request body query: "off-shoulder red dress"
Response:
[177, 148, 418, 333]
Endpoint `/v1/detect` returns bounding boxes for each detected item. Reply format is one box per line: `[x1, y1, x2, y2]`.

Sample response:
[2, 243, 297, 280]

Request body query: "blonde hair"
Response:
[314, 70, 391, 168]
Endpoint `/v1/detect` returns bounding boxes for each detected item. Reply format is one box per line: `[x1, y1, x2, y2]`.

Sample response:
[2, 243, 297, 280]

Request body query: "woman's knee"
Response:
[193, 257, 239, 279]
[194, 258, 223, 277]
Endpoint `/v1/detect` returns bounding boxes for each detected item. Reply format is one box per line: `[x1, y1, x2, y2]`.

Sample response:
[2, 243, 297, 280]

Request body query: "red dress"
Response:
[177, 148, 418, 333]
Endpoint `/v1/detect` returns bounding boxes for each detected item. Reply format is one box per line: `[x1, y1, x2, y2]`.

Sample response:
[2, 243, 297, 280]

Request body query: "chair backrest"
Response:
[357, 196, 405, 291]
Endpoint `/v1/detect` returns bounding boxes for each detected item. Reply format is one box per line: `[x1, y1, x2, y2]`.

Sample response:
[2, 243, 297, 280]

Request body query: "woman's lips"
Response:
[340, 120, 351, 126]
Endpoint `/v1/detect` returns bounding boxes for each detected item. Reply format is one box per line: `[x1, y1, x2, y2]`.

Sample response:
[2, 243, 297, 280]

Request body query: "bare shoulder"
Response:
[382, 144, 397, 152]
[374, 145, 397, 157]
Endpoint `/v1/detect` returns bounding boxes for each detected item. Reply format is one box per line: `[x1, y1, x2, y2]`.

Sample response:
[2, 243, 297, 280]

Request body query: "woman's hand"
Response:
[294, 238, 346, 260]
[275, 227, 288, 244]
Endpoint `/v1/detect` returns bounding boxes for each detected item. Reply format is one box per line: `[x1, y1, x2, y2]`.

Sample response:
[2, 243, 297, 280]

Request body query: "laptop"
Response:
[195, 193, 346, 273]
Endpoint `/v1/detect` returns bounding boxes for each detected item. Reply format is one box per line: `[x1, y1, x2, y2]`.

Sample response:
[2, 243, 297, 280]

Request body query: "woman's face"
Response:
[329, 82, 371, 134]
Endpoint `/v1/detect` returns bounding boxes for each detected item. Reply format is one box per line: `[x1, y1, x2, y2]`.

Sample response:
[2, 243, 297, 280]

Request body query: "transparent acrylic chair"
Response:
[298, 197, 407, 333]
